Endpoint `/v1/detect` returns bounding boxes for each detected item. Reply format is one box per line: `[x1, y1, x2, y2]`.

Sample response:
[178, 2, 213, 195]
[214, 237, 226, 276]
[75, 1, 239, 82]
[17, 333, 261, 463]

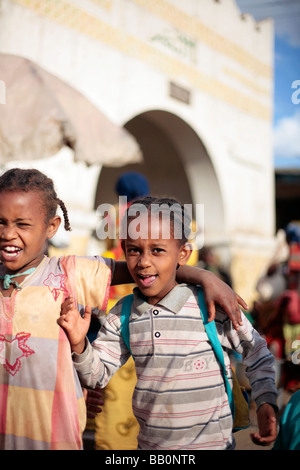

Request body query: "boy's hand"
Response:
[251, 403, 277, 446]
[201, 271, 247, 329]
[58, 296, 91, 354]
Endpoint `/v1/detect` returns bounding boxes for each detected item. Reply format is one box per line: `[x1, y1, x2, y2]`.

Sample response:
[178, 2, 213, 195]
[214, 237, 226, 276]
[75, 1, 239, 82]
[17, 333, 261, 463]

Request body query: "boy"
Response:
[59, 197, 278, 450]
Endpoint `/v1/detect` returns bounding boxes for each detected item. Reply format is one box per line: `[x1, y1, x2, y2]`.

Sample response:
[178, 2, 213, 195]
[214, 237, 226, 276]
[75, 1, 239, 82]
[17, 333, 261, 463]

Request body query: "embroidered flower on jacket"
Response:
[0, 332, 35, 376]
[43, 273, 69, 301]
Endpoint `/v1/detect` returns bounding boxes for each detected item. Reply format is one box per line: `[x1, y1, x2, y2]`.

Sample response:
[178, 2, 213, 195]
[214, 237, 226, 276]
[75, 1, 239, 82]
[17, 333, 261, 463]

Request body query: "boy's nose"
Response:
[138, 253, 151, 267]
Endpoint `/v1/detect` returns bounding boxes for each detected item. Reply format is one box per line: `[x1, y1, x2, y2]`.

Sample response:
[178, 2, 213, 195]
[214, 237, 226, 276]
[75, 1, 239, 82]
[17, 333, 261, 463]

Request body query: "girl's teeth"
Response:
[3, 247, 21, 257]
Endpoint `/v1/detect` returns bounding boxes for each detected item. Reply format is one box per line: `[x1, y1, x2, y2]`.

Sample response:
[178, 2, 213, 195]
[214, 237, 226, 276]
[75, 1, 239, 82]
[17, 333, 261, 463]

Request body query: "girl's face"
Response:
[123, 214, 192, 305]
[0, 190, 60, 273]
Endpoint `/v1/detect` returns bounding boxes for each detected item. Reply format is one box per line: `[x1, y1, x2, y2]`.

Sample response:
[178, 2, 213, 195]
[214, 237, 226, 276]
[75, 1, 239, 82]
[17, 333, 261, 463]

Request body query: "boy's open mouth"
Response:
[137, 274, 158, 287]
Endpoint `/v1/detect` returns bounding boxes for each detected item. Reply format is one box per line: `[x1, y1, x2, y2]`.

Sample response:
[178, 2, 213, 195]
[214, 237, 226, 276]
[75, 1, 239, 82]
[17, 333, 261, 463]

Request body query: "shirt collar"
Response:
[132, 283, 194, 315]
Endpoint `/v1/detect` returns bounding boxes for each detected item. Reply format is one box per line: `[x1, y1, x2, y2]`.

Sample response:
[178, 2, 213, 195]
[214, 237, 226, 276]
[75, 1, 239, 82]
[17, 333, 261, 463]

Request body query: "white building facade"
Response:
[0, 0, 275, 302]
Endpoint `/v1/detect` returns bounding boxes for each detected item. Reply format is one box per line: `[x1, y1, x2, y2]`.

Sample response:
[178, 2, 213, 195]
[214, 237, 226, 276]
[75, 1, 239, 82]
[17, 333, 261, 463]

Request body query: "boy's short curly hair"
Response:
[122, 195, 191, 245]
[0, 168, 71, 231]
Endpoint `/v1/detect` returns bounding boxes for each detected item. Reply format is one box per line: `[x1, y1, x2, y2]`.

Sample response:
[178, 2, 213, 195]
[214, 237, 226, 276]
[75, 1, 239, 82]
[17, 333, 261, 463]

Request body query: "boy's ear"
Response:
[47, 215, 61, 239]
[178, 242, 193, 267]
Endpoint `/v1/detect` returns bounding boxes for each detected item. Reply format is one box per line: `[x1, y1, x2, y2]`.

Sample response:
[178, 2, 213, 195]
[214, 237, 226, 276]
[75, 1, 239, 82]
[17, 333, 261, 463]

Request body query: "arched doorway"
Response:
[95, 110, 225, 246]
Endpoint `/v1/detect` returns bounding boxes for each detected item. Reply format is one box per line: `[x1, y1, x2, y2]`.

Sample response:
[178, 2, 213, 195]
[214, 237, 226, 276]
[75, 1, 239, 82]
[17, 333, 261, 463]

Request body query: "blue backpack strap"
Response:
[120, 290, 234, 415]
[197, 289, 234, 417]
[120, 294, 134, 356]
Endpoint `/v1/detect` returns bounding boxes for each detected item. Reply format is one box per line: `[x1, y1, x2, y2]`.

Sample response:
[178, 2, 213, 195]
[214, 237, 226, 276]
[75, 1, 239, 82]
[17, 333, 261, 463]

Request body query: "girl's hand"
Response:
[201, 271, 247, 329]
[58, 296, 91, 354]
[83, 387, 104, 418]
[176, 266, 247, 329]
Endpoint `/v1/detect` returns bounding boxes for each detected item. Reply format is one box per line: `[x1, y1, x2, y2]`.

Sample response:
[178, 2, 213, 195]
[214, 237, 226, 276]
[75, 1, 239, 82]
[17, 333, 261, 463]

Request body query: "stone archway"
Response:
[95, 110, 225, 246]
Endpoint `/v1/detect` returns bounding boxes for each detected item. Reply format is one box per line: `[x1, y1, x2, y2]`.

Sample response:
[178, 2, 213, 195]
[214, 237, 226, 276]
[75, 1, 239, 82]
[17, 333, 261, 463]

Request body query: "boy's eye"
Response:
[127, 247, 139, 254]
[153, 248, 165, 253]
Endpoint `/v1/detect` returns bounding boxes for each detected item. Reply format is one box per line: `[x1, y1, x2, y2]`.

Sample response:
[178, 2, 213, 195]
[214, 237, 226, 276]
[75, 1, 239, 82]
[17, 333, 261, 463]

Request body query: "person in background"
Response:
[197, 246, 232, 287]
[273, 389, 300, 450]
[253, 223, 300, 391]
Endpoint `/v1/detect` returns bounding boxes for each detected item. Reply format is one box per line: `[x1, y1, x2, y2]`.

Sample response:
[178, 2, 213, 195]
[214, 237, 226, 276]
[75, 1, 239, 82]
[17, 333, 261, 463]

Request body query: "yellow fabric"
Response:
[94, 357, 139, 450]
[93, 296, 139, 450]
[231, 368, 250, 431]
[6, 387, 53, 441]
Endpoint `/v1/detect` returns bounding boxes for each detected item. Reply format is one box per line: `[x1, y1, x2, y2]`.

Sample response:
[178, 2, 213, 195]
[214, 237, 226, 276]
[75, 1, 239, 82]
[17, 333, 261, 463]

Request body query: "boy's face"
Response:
[123, 214, 192, 305]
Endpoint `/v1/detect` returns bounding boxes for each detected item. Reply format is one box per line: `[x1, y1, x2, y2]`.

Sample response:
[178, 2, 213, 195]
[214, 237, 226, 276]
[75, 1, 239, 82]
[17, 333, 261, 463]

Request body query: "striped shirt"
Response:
[73, 284, 277, 450]
[0, 255, 113, 450]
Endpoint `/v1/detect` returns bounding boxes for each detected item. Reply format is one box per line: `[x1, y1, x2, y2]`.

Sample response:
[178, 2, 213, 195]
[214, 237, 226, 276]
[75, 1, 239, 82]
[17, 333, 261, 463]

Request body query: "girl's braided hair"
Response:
[0, 168, 71, 231]
[122, 195, 191, 245]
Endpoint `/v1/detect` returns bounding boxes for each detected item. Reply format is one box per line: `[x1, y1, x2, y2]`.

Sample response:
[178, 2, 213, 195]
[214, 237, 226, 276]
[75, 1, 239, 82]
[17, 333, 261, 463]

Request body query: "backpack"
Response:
[120, 289, 249, 432]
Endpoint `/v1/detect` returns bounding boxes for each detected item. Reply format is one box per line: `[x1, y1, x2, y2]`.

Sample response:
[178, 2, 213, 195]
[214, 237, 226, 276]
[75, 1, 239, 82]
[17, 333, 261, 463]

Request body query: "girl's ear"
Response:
[178, 242, 193, 267]
[47, 215, 61, 240]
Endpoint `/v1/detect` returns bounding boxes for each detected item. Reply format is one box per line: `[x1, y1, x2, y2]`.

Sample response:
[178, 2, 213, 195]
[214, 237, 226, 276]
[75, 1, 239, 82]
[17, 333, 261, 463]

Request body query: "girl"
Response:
[0, 168, 245, 450]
